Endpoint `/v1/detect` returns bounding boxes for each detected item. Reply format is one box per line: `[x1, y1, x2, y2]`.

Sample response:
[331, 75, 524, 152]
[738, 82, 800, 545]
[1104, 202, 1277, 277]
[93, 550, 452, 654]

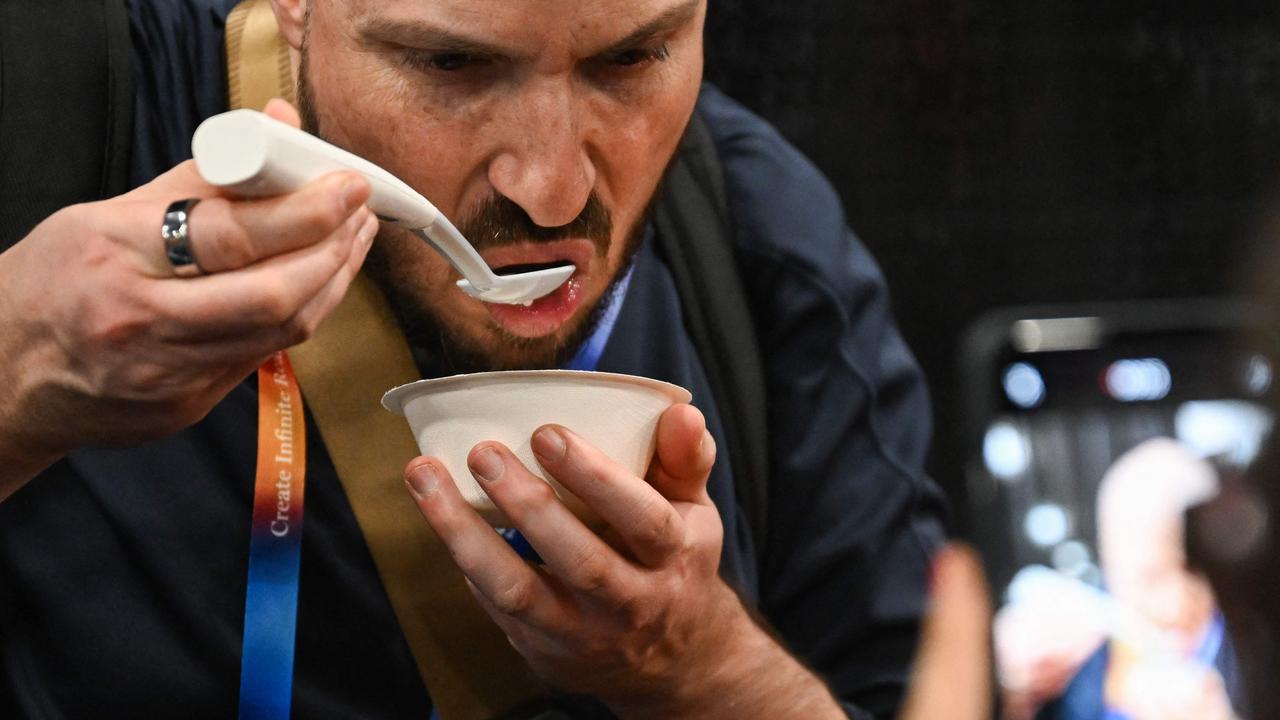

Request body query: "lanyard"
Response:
[563, 264, 633, 372]
[240, 267, 632, 719]
[238, 351, 307, 720]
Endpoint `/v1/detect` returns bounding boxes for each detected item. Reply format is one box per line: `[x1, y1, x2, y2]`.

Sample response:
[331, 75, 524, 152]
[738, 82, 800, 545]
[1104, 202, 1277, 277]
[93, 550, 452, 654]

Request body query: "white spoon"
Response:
[191, 109, 573, 305]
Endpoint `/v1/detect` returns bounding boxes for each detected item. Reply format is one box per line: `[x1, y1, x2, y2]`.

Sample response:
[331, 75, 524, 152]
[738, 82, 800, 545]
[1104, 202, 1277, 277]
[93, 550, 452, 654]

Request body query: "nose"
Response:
[487, 77, 596, 228]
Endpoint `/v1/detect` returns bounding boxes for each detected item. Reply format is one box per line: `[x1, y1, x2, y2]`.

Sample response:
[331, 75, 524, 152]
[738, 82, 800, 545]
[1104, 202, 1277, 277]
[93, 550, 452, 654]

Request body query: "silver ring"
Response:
[162, 198, 204, 277]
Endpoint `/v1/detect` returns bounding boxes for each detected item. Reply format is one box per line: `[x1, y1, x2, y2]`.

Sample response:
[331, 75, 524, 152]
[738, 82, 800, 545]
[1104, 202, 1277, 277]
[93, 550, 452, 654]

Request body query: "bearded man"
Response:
[0, 0, 944, 717]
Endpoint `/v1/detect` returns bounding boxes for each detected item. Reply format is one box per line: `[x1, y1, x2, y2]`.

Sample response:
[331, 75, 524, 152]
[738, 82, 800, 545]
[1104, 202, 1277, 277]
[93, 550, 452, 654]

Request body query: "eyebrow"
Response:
[594, 0, 702, 57]
[357, 0, 702, 61]
[358, 17, 514, 59]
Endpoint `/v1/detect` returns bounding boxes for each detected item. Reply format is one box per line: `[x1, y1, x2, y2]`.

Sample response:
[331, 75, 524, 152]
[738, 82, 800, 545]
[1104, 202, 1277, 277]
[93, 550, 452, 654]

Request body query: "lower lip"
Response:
[483, 271, 583, 337]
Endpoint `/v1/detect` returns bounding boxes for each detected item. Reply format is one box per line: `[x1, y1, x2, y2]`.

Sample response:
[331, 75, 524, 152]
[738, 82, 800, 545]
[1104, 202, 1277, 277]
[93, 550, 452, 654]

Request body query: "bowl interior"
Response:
[383, 370, 691, 525]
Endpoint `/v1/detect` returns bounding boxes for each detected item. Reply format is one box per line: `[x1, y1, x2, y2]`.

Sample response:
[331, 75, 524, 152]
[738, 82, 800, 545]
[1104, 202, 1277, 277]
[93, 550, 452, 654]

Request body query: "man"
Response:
[0, 0, 943, 717]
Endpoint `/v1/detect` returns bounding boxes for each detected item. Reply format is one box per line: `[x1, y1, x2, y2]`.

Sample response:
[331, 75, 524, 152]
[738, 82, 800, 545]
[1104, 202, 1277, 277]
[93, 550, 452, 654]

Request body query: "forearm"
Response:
[0, 255, 66, 499]
[610, 582, 846, 720]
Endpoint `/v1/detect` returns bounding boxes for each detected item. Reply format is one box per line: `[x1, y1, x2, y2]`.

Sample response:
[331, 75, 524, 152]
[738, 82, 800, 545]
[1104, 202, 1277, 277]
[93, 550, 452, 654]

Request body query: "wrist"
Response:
[0, 263, 66, 497]
[608, 580, 754, 719]
[608, 582, 843, 720]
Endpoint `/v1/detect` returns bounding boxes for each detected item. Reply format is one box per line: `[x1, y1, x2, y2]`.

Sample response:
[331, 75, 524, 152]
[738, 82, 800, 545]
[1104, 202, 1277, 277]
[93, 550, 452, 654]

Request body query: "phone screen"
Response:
[963, 305, 1271, 719]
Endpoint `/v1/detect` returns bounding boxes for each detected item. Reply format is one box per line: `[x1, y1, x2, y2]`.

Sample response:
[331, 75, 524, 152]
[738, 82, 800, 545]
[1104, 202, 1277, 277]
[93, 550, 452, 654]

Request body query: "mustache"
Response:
[459, 193, 613, 256]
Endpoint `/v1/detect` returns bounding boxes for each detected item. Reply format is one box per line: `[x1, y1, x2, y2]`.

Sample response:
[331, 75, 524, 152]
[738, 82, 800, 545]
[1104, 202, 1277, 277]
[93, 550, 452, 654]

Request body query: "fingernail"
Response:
[341, 175, 367, 211]
[470, 446, 505, 484]
[357, 211, 379, 247]
[532, 427, 567, 462]
[405, 460, 439, 499]
[344, 206, 368, 233]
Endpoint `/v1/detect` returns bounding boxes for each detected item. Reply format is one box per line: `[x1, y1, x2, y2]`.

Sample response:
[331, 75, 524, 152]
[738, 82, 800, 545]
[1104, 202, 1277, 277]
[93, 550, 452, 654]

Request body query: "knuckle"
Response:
[200, 200, 254, 268]
[125, 362, 175, 391]
[324, 227, 352, 265]
[309, 191, 352, 236]
[574, 555, 612, 596]
[281, 318, 312, 348]
[293, 311, 322, 341]
[631, 500, 681, 556]
[498, 480, 556, 525]
[490, 576, 537, 617]
[518, 478, 559, 508]
[251, 284, 296, 326]
[80, 302, 147, 350]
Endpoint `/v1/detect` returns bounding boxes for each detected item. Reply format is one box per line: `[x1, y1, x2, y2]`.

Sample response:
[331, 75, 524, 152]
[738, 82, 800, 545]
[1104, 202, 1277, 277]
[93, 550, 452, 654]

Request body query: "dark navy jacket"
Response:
[0, 1, 945, 717]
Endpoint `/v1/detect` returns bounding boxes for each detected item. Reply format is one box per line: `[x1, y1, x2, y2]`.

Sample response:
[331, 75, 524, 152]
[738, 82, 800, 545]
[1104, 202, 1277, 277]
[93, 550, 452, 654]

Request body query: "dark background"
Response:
[704, 1, 1280, 533]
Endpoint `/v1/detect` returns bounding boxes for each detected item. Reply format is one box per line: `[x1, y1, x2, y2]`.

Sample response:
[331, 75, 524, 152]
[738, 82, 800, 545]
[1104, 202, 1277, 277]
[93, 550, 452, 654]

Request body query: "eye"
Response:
[429, 53, 472, 71]
[607, 43, 671, 68]
[403, 51, 486, 73]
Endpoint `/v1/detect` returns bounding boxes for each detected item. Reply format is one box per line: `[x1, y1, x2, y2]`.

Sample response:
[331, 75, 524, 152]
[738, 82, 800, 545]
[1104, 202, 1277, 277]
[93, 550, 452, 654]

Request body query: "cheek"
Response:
[305, 44, 481, 221]
[588, 79, 701, 250]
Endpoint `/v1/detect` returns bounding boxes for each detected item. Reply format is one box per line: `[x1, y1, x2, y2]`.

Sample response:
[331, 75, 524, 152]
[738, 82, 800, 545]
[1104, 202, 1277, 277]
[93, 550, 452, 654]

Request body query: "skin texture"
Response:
[0, 102, 375, 499]
[267, 0, 848, 715]
[289, 0, 704, 369]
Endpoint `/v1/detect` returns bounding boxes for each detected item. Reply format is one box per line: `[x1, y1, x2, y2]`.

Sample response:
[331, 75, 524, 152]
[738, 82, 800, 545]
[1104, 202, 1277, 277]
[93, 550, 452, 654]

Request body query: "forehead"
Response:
[330, 0, 703, 55]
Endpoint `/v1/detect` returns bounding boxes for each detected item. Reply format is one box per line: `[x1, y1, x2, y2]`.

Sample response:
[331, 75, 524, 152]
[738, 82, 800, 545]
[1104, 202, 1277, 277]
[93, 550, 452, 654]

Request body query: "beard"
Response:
[295, 40, 648, 374]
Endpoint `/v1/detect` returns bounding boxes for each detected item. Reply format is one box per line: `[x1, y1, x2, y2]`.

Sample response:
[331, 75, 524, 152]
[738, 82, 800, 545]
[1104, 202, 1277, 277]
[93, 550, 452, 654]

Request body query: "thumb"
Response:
[646, 403, 715, 504]
[263, 97, 303, 128]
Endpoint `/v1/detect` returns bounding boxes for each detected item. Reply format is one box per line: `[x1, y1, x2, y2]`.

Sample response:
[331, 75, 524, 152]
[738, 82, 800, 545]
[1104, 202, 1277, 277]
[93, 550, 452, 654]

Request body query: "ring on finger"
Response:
[162, 198, 205, 277]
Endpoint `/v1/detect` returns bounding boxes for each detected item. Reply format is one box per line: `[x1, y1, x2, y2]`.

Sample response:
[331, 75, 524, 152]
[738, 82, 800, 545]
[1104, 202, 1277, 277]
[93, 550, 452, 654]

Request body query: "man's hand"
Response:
[405, 403, 845, 718]
[0, 100, 377, 498]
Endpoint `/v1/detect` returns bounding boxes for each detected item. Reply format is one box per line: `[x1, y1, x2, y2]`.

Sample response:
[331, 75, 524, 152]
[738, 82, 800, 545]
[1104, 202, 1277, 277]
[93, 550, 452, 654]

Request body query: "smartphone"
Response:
[960, 299, 1272, 719]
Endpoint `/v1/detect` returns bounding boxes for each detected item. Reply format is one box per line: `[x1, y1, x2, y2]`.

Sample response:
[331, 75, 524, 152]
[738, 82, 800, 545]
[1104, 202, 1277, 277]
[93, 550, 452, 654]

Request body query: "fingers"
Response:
[181, 202, 370, 331]
[130, 171, 371, 276]
[899, 544, 993, 720]
[646, 404, 716, 504]
[404, 458, 568, 629]
[468, 441, 645, 594]
[530, 425, 686, 567]
[263, 98, 302, 127]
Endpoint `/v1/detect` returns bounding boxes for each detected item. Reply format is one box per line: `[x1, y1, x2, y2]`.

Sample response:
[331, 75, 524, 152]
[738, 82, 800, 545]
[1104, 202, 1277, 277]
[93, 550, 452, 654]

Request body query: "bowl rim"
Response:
[381, 369, 693, 415]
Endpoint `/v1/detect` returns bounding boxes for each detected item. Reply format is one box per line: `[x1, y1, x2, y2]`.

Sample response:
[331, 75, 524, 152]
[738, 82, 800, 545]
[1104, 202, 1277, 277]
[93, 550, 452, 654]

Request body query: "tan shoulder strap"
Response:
[225, 0, 294, 111]
[224, 3, 546, 717]
[288, 277, 546, 720]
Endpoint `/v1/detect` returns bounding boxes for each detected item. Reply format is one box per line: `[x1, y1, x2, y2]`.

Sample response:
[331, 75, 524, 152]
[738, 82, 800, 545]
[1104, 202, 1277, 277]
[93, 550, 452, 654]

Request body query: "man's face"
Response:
[295, 0, 706, 370]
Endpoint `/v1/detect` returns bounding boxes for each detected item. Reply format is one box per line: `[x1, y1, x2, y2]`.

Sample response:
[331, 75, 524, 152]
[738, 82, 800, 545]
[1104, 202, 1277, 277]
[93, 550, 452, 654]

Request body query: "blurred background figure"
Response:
[1090, 440, 1234, 720]
[995, 440, 1242, 720]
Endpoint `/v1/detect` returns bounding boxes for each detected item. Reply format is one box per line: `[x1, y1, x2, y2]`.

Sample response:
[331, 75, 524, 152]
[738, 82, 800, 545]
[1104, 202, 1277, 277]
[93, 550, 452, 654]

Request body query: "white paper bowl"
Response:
[382, 370, 692, 526]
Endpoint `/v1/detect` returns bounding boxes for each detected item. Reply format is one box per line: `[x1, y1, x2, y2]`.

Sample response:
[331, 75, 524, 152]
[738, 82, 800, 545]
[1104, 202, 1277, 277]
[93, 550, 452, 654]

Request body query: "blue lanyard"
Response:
[563, 264, 633, 372]
[239, 354, 308, 720]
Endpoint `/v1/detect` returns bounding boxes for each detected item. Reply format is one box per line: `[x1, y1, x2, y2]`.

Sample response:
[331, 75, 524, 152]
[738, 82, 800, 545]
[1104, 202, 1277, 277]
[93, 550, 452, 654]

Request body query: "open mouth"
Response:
[491, 260, 576, 277]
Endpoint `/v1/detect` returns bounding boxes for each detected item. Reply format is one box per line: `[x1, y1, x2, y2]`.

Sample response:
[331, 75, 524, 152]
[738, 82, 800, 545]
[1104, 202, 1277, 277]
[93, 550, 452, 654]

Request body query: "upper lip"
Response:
[480, 239, 596, 276]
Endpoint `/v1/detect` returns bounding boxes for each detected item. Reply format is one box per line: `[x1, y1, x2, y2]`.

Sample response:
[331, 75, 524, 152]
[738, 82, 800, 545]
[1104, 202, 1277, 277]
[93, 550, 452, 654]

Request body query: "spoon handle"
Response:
[192, 109, 440, 230]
